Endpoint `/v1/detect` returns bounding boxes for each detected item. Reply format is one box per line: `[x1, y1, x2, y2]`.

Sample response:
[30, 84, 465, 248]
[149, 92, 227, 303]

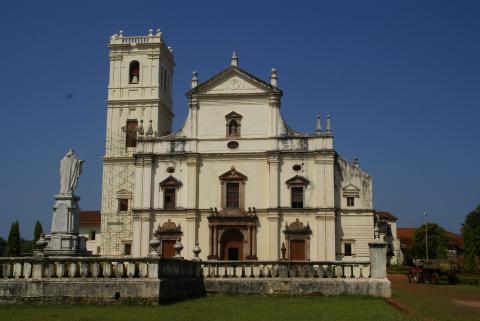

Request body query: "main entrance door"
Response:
[221, 229, 244, 260]
[289, 240, 306, 260]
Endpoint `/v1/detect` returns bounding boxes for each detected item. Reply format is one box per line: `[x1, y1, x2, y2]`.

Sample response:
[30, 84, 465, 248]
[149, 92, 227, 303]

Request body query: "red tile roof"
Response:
[397, 227, 464, 250]
[79, 210, 101, 225]
[376, 211, 398, 222]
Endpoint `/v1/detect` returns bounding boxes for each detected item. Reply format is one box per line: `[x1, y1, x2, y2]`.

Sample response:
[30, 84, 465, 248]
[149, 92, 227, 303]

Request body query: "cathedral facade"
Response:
[100, 30, 374, 261]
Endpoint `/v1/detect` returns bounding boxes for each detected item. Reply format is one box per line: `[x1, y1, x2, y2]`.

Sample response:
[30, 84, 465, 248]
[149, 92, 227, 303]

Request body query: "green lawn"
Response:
[0, 296, 418, 321]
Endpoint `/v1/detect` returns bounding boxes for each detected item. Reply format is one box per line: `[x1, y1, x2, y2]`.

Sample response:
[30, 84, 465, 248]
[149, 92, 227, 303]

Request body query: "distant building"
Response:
[79, 211, 101, 255]
[397, 227, 464, 264]
[376, 211, 402, 265]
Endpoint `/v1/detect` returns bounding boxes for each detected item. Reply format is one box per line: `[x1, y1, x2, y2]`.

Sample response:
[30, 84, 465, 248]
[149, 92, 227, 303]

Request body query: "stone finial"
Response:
[231, 51, 238, 66]
[192, 242, 201, 261]
[118, 30, 124, 37]
[156, 28, 161, 36]
[315, 114, 322, 135]
[148, 28, 153, 36]
[353, 157, 359, 165]
[191, 71, 198, 88]
[270, 68, 278, 87]
[149, 231, 160, 256]
[168, 46, 173, 54]
[34, 232, 48, 256]
[173, 239, 184, 259]
[138, 120, 144, 136]
[146, 120, 153, 137]
[326, 115, 332, 134]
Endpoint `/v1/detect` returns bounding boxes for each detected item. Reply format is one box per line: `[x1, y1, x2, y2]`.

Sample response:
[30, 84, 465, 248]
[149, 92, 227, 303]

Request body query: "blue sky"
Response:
[0, 0, 479, 238]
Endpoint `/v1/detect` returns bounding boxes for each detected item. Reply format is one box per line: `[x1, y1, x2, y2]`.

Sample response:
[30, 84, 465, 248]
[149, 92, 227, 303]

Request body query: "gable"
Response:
[186, 66, 281, 96]
[219, 166, 248, 181]
[342, 184, 360, 197]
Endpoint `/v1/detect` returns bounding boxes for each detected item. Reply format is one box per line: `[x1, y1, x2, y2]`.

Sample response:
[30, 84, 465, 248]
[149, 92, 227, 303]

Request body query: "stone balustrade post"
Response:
[13, 263, 23, 278]
[127, 262, 136, 278]
[32, 260, 44, 279]
[91, 262, 100, 278]
[147, 259, 159, 278]
[56, 262, 66, 277]
[368, 240, 387, 279]
[80, 262, 89, 277]
[68, 262, 77, 278]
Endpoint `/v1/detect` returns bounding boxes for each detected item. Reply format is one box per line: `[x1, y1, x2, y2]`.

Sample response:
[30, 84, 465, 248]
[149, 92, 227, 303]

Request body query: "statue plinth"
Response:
[44, 150, 90, 256]
[45, 193, 90, 256]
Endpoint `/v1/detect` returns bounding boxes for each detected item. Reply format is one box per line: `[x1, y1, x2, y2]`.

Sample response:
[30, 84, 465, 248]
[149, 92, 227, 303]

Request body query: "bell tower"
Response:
[100, 29, 175, 256]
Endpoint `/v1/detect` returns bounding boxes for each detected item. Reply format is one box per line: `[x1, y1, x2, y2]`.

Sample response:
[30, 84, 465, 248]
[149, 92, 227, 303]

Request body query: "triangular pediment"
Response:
[186, 66, 282, 96]
[285, 175, 310, 186]
[159, 175, 182, 189]
[343, 184, 360, 192]
[219, 166, 248, 181]
[225, 111, 243, 119]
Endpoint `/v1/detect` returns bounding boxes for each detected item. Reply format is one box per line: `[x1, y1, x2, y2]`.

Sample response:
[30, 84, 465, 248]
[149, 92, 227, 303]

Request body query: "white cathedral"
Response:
[99, 30, 374, 261]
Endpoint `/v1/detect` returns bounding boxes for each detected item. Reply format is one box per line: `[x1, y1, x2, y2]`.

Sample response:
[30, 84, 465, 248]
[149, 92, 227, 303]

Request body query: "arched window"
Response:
[129, 61, 140, 84]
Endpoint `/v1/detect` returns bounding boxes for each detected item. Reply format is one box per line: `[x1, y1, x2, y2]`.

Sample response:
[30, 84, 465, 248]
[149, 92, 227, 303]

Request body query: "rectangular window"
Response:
[124, 243, 132, 256]
[291, 187, 304, 208]
[126, 120, 138, 148]
[347, 197, 355, 207]
[164, 188, 176, 209]
[344, 243, 352, 257]
[226, 182, 240, 208]
[118, 198, 128, 212]
[91, 231, 96, 241]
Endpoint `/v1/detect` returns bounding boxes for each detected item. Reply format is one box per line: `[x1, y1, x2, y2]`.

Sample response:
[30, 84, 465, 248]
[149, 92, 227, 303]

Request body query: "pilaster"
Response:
[315, 211, 336, 261]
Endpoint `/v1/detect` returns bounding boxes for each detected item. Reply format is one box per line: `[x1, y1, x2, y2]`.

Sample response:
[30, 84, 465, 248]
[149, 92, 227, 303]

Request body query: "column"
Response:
[268, 215, 279, 260]
[268, 154, 280, 208]
[142, 156, 154, 209]
[252, 226, 257, 258]
[132, 215, 142, 257]
[141, 214, 152, 257]
[186, 156, 198, 209]
[186, 213, 196, 260]
[213, 226, 218, 259]
[209, 225, 214, 258]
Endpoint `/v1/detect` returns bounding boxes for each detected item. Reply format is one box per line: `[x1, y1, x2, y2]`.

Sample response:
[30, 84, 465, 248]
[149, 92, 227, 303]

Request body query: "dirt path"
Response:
[388, 274, 480, 321]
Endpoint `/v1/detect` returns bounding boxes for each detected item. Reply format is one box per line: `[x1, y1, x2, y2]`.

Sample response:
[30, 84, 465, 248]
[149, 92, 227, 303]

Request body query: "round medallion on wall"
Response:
[166, 166, 175, 173]
[227, 141, 239, 150]
[292, 164, 302, 172]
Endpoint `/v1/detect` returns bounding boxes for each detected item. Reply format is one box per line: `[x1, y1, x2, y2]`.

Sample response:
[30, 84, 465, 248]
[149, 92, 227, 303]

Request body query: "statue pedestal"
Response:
[44, 193, 90, 256]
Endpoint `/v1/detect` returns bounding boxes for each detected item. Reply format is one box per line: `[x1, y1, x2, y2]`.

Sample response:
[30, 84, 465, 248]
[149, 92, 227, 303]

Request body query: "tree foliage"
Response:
[0, 237, 6, 256]
[461, 204, 480, 273]
[32, 221, 43, 250]
[411, 223, 448, 260]
[6, 221, 21, 257]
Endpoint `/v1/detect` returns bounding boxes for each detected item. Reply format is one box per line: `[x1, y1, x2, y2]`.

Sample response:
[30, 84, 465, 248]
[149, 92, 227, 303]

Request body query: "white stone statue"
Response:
[59, 149, 84, 195]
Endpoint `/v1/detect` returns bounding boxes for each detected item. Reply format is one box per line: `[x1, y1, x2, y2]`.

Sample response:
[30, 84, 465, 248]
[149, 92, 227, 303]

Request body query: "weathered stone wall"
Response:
[204, 278, 391, 297]
[0, 278, 204, 304]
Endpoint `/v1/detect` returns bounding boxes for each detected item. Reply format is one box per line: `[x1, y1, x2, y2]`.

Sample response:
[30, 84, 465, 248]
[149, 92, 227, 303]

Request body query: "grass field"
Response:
[0, 296, 419, 321]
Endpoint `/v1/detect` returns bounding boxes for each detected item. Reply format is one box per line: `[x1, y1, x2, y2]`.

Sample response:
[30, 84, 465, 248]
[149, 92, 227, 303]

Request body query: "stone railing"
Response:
[201, 260, 371, 279]
[0, 256, 200, 280]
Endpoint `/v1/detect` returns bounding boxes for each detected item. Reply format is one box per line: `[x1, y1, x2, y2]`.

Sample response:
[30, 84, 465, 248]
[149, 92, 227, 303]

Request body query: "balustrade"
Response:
[0, 257, 200, 280]
[201, 261, 371, 279]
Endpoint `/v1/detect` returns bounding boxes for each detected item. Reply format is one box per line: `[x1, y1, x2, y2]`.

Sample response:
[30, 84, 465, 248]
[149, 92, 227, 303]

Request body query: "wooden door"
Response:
[221, 229, 244, 260]
[162, 240, 176, 258]
[290, 240, 305, 260]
